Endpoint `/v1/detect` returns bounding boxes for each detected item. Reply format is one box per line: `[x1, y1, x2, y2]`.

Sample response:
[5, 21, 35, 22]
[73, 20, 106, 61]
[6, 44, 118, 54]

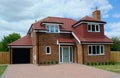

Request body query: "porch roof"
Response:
[57, 38, 76, 43]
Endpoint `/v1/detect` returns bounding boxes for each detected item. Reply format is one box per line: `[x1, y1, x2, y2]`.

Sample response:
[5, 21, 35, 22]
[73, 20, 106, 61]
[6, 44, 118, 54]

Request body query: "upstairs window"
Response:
[88, 24, 100, 32]
[46, 25, 59, 33]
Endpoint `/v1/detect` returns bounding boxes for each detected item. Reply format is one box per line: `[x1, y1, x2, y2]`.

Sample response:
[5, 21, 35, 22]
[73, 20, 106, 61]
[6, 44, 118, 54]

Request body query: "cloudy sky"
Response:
[0, 0, 120, 40]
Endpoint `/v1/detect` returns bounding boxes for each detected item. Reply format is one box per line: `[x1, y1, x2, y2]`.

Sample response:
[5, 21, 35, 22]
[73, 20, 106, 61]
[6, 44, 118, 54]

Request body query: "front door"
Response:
[63, 47, 69, 63]
[59, 46, 73, 63]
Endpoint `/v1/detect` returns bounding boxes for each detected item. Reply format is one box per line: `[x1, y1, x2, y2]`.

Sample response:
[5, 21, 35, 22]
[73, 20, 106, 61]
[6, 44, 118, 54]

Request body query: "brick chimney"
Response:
[92, 7, 101, 20]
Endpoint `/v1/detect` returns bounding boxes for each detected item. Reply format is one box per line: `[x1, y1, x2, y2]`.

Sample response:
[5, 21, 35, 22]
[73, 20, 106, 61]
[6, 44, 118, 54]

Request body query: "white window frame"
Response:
[46, 24, 60, 33]
[46, 46, 51, 54]
[88, 23, 100, 32]
[88, 45, 104, 55]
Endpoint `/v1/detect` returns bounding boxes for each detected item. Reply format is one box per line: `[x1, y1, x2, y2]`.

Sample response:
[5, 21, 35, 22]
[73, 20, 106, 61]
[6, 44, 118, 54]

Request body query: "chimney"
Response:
[92, 7, 101, 20]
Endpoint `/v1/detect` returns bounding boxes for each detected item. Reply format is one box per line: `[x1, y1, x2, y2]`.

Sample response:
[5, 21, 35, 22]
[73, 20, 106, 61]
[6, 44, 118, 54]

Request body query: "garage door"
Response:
[12, 48, 30, 64]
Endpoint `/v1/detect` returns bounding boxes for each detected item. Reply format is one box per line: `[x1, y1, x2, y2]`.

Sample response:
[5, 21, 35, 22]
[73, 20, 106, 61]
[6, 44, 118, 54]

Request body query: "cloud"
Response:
[0, 0, 112, 22]
[112, 13, 120, 18]
[105, 22, 120, 38]
[0, 0, 113, 40]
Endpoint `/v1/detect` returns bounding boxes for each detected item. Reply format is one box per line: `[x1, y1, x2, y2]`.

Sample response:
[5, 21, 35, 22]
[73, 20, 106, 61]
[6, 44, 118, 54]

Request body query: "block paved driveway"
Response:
[5, 64, 120, 78]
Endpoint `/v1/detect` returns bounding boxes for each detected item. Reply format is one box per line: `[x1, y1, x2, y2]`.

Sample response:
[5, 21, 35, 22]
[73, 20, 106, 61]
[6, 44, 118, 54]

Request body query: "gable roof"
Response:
[9, 35, 32, 46]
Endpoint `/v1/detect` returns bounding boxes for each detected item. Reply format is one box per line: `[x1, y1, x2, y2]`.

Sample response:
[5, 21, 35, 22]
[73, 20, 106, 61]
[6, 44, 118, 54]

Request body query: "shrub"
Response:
[51, 61, 54, 64]
[43, 61, 46, 64]
[39, 61, 42, 64]
[55, 61, 58, 64]
[111, 61, 115, 65]
[86, 62, 90, 65]
[105, 62, 108, 65]
[108, 61, 111, 65]
[91, 62, 94, 66]
[47, 61, 50, 64]
[94, 62, 97, 65]
[98, 62, 101, 65]
[101, 62, 104, 65]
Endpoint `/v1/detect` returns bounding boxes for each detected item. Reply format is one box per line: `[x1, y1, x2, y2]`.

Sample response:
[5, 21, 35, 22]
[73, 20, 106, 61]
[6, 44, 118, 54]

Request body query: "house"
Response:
[9, 9, 112, 64]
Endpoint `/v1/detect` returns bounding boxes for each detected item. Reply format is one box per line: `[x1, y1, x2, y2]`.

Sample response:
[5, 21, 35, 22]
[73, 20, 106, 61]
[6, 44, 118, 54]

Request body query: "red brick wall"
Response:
[83, 44, 110, 64]
[38, 33, 74, 63]
[77, 44, 83, 64]
[75, 23, 104, 38]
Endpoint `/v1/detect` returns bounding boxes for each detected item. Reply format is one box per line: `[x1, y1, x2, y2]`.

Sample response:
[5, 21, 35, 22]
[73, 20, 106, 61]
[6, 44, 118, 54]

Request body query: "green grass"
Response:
[0, 65, 7, 77]
[93, 63, 120, 73]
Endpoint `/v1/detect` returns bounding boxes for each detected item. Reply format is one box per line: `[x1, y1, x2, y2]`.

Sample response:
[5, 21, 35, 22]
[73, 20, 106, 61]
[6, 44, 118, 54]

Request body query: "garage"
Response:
[12, 48, 30, 64]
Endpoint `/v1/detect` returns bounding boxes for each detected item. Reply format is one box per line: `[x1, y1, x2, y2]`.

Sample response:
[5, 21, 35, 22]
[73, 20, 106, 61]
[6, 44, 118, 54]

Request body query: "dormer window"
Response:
[46, 24, 60, 33]
[88, 23, 100, 32]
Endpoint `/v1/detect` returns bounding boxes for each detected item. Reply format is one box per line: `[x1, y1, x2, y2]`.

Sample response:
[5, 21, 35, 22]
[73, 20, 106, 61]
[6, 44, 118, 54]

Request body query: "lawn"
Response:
[93, 63, 120, 73]
[0, 65, 7, 77]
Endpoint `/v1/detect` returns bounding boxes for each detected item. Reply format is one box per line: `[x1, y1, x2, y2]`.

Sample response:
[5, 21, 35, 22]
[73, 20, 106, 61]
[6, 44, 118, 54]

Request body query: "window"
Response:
[46, 46, 51, 54]
[46, 25, 59, 33]
[88, 24, 100, 32]
[88, 45, 104, 55]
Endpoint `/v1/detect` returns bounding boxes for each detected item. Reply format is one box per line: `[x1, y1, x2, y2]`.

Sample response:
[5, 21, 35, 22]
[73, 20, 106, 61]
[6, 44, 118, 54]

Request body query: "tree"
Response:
[111, 37, 120, 51]
[0, 33, 21, 51]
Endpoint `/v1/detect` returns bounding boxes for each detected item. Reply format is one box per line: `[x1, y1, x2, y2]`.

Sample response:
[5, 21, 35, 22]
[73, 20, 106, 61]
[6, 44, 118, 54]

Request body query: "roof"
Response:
[10, 16, 112, 46]
[80, 36, 113, 43]
[72, 16, 106, 27]
[58, 38, 76, 43]
[80, 16, 106, 23]
[9, 35, 32, 46]
[32, 16, 77, 31]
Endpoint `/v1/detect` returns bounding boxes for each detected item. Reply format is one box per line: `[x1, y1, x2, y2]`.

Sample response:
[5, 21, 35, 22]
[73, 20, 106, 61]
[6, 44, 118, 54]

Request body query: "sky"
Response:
[0, 0, 120, 41]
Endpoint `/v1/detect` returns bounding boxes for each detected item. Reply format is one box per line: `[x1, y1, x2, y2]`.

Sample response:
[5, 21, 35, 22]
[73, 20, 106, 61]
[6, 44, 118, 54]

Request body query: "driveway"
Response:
[4, 64, 119, 78]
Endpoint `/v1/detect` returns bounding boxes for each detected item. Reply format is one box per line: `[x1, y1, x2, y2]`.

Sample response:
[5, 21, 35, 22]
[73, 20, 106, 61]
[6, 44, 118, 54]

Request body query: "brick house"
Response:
[9, 9, 112, 64]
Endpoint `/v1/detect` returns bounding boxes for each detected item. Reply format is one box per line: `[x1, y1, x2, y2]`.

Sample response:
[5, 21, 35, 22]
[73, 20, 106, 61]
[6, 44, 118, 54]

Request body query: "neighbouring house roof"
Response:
[57, 38, 76, 43]
[9, 35, 32, 46]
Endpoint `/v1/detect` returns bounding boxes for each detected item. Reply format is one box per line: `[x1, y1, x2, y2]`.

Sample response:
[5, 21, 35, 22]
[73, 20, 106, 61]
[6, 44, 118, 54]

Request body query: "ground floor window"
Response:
[88, 45, 104, 55]
[46, 46, 51, 54]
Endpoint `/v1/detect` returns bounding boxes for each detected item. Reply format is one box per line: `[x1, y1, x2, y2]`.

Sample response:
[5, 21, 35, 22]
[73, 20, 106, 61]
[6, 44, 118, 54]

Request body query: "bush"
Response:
[47, 61, 50, 64]
[51, 61, 54, 64]
[94, 62, 97, 65]
[91, 62, 94, 66]
[105, 62, 108, 65]
[39, 61, 42, 64]
[43, 61, 46, 64]
[86, 62, 90, 65]
[98, 62, 101, 65]
[101, 62, 105, 65]
[55, 61, 58, 64]
[111, 61, 115, 65]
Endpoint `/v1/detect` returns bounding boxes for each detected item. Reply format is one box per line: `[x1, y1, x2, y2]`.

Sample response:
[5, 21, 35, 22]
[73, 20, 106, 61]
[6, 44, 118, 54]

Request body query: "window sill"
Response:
[88, 54, 104, 56]
[88, 31, 100, 32]
[46, 53, 51, 55]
